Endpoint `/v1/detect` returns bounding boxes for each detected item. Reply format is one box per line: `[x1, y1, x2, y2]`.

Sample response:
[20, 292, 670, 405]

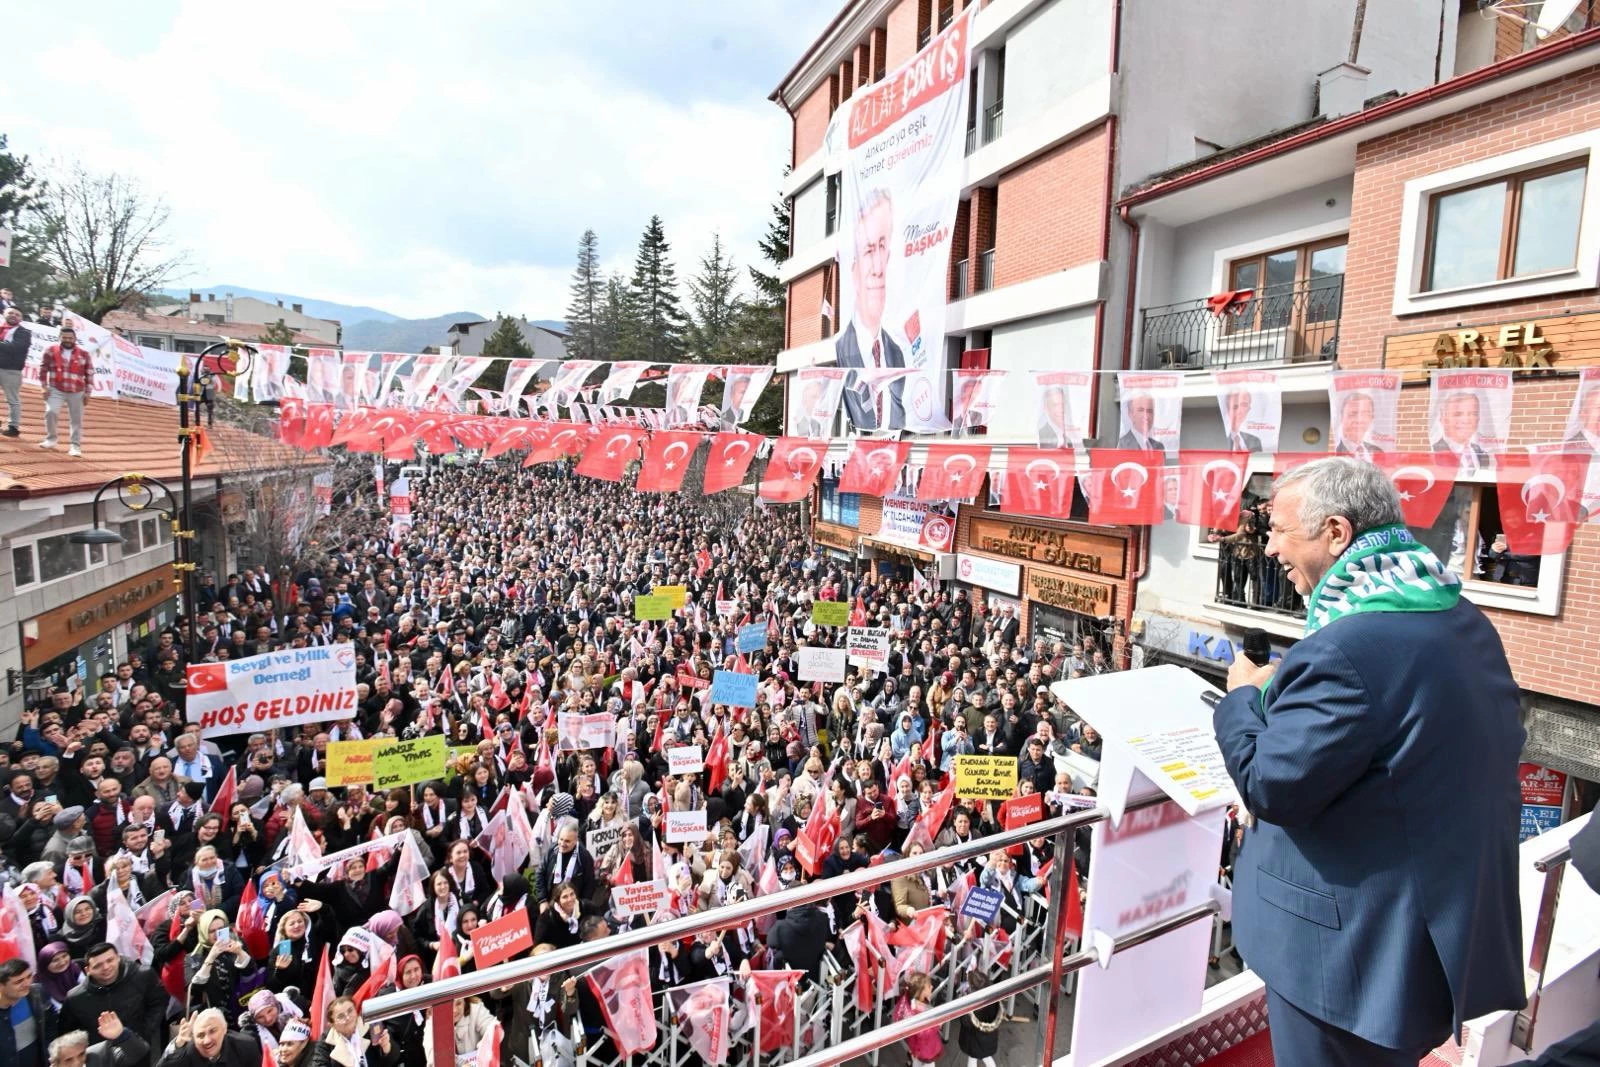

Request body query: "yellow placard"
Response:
[954, 755, 1018, 800]
[325, 738, 381, 787]
[652, 585, 688, 609]
[811, 600, 850, 627]
[373, 735, 447, 791]
[634, 595, 673, 621]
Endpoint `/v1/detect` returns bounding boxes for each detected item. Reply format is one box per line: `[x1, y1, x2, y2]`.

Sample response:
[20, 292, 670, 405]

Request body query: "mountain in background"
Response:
[158, 285, 402, 326]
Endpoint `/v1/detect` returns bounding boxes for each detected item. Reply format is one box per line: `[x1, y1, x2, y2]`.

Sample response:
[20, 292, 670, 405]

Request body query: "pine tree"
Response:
[258, 319, 298, 346]
[564, 228, 603, 359]
[596, 274, 635, 364]
[625, 215, 688, 363]
[726, 189, 792, 435]
[0, 134, 59, 310]
[687, 233, 744, 364]
[481, 314, 535, 361]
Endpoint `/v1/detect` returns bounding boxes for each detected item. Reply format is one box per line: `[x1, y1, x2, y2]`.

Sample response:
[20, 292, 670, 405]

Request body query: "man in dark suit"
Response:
[0, 306, 31, 437]
[1219, 387, 1264, 452]
[836, 188, 905, 431]
[1036, 383, 1075, 449]
[1117, 394, 1160, 451]
[1431, 391, 1494, 473]
[1332, 390, 1389, 458]
[1214, 457, 1525, 1064]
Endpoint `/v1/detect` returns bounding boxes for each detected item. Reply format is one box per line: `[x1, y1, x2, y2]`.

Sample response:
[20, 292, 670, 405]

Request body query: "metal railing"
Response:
[954, 258, 970, 300]
[965, 125, 977, 155]
[365, 799, 1187, 1067]
[1514, 830, 1584, 1051]
[1138, 275, 1343, 370]
[983, 101, 1005, 144]
[978, 248, 996, 292]
[919, 26, 932, 48]
[1215, 539, 1305, 618]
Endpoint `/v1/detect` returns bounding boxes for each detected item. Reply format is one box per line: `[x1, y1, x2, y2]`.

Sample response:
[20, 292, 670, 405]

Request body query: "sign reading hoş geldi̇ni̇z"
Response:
[835, 6, 976, 434]
[189, 645, 358, 739]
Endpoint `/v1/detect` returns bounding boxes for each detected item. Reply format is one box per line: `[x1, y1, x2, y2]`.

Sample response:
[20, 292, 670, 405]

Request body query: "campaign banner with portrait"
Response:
[1326, 371, 1400, 457]
[1116, 372, 1182, 458]
[1564, 367, 1600, 452]
[1033, 369, 1093, 448]
[719, 365, 773, 431]
[1429, 369, 1514, 472]
[877, 492, 956, 552]
[789, 367, 850, 437]
[835, 6, 976, 434]
[665, 365, 712, 427]
[1213, 369, 1281, 453]
[951, 368, 1007, 433]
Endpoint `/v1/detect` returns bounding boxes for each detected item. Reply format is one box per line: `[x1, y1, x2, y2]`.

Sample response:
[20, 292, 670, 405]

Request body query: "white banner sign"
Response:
[586, 823, 624, 859]
[846, 626, 891, 673]
[189, 645, 359, 738]
[611, 880, 670, 919]
[1429, 368, 1513, 470]
[955, 552, 1021, 595]
[876, 492, 956, 553]
[664, 809, 709, 844]
[715, 599, 740, 617]
[836, 8, 975, 434]
[557, 711, 615, 752]
[667, 745, 704, 776]
[290, 830, 407, 880]
[113, 344, 181, 406]
[1034, 369, 1093, 448]
[21, 321, 117, 400]
[796, 646, 847, 683]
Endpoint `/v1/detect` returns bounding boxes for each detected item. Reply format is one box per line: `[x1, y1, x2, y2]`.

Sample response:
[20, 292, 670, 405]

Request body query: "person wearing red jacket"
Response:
[39, 324, 92, 456]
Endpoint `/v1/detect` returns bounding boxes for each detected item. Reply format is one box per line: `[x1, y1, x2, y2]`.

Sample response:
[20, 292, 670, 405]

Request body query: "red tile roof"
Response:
[0, 386, 325, 499]
[103, 311, 328, 347]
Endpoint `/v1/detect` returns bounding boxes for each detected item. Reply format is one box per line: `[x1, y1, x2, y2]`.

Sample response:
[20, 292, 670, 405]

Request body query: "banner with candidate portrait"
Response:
[1213, 369, 1281, 453]
[1564, 367, 1600, 453]
[1115, 371, 1182, 458]
[1033, 369, 1093, 449]
[835, 6, 976, 435]
[1326, 371, 1400, 458]
[951, 368, 1007, 433]
[789, 367, 850, 437]
[664, 365, 712, 427]
[1429, 369, 1514, 473]
[718, 365, 773, 430]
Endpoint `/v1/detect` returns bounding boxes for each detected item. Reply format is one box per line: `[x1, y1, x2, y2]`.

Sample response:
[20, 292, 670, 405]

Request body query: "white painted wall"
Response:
[1117, 0, 1458, 186]
[984, 306, 1098, 441]
[1004, 0, 1112, 130]
[792, 177, 827, 252]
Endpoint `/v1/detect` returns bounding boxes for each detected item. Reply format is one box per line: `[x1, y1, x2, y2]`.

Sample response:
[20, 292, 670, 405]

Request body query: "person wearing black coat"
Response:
[57, 946, 168, 1067]
[292, 851, 400, 930]
[157, 1011, 260, 1067]
[766, 903, 833, 984]
[535, 826, 595, 909]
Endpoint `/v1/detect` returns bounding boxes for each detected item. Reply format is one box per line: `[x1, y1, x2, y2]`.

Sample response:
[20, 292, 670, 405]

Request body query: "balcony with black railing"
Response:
[954, 258, 970, 300]
[978, 248, 995, 292]
[1138, 274, 1343, 370]
[1213, 535, 1305, 619]
[983, 100, 1005, 144]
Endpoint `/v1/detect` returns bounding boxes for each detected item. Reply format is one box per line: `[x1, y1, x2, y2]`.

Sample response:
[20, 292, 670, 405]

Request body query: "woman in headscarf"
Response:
[364, 910, 414, 963]
[36, 941, 82, 1011]
[373, 956, 428, 1067]
[60, 894, 106, 959]
[412, 781, 451, 865]
[330, 929, 373, 998]
[186, 844, 244, 914]
[267, 906, 324, 996]
[188, 908, 263, 1015]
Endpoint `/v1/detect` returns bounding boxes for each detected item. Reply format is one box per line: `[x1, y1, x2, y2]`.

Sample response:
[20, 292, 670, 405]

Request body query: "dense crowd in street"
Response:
[0, 458, 1125, 1067]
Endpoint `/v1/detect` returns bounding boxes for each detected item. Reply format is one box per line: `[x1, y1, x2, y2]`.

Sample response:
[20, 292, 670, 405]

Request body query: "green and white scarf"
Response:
[1303, 523, 1460, 635]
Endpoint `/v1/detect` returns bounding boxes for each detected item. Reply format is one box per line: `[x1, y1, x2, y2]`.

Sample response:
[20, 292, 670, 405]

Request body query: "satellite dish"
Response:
[1536, 0, 1582, 36]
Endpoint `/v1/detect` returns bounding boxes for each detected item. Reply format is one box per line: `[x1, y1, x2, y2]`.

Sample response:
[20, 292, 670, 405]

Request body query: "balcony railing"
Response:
[983, 101, 1005, 144]
[825, 208, 837, 237]
[919, 26, 932, 48]
[1138, 274, 1343, 370]
[978, 248, 996, 292]
[1215, 537, 1306, 618]
[955, 258, 970, 300]
[965, 125, 977, 155]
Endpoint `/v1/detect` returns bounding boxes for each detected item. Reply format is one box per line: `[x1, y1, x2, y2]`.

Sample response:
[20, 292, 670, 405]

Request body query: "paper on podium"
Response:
[1050, 665, 1238, 828]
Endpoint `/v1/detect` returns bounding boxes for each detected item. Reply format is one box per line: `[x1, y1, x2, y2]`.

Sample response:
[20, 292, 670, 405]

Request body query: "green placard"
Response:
[634, 594, 673, 621]
[373, 735, 447, 791]
[811, 600, 850, 627]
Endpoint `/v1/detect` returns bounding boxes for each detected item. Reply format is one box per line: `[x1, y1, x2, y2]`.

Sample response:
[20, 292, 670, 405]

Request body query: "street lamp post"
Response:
[70, 472, 190, 647]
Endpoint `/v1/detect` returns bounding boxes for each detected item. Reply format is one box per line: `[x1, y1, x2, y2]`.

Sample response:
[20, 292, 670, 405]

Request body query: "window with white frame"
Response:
[12, 528, 111, 590]
[1393, 129, 1600, 315]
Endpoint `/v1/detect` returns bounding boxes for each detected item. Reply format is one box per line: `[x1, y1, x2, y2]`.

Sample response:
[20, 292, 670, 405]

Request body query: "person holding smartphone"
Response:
[186, 911, 261, 1017]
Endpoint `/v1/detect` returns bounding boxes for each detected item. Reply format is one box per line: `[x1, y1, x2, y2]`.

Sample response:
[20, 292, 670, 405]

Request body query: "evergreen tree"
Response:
[596, 273, 634, 365]
[687, 233, 744, 364]
[564, 228, 603, 359]
[481, 314, 535, 361]
[0, 134, 59, 309]
[625, 215, 688, 363]
[726, 189, 792, 435]
[258, 319, 298, 346]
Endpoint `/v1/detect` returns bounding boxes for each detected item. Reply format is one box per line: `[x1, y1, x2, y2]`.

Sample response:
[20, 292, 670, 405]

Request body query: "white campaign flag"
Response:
[105, 881, 152, 964]
[1117, 371, 1183, 458]
[668, 978, 732, 1065]
[599, 361, 654, 405]
[836, 10, 976, 434]
[389, 832, 432, 915]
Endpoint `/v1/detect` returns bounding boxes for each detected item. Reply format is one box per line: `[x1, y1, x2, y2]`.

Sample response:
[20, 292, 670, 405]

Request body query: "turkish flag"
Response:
[327, 406, 370, 449]
[704, 433, 761, 494]
[1002, 447, 1076, 518]
[353, 411, 412, 454]
[302, 404, 337, 449]
[1372, 452, 1459, 527]
[839, 440, 909, 496]
[1497, 451, 1590, 555]
[705, 726, 730, 794]
[411, 414, 457, 455]
[276, 398, 307, 447]
[524, 421, 587, 465]
[635, 430, 699, 492]
[759, 438, 828, 503]
[1176, 450, 1249, 531]
[1085, 450, 1165, 525]
[748, 971, 802, 1053]
[186, 662, 228, 696]
[450, 417, 499, 450]
[235, 876, 270, 959]
[918, 443, 990, 502]
[208, 765, 237, 831]
[309, 945, 334, 1040]
[576, 427, 645, 482]
[485, 419, 538, 458]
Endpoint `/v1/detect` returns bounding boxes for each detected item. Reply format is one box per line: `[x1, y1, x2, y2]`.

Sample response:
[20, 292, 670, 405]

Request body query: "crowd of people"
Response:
[0, 457, 1122, 1067]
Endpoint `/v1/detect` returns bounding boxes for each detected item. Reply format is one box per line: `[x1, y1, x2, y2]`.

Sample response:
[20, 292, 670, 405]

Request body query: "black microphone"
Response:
[1242, 628, 1271, 668]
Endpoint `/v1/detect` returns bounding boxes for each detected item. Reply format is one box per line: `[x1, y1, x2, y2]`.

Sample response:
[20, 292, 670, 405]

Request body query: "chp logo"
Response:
[919, 514, 954, 551]
[186, 663, 229, 696]
[957, 556, 974, 579]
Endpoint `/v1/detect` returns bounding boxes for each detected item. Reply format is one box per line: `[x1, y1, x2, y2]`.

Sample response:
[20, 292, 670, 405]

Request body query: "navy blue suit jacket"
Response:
[1214, 599, 1526, 1049]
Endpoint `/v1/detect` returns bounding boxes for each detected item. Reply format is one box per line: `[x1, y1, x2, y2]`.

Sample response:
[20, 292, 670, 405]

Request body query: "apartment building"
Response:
[159, 293, 343, 346]
[1118, 20, 1600, 816]
[772, 0, 1460, 654]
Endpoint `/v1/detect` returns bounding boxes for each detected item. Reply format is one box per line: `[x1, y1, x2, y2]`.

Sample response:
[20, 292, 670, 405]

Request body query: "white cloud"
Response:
[7, 0, 839, 320]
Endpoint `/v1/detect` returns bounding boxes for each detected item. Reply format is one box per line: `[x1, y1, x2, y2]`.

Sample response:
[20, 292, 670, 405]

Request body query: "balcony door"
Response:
[1226, 237, 1346, 360]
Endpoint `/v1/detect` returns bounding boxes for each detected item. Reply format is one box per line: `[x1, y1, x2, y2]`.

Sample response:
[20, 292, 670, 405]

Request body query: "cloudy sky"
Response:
[7, 0, 840, 320]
